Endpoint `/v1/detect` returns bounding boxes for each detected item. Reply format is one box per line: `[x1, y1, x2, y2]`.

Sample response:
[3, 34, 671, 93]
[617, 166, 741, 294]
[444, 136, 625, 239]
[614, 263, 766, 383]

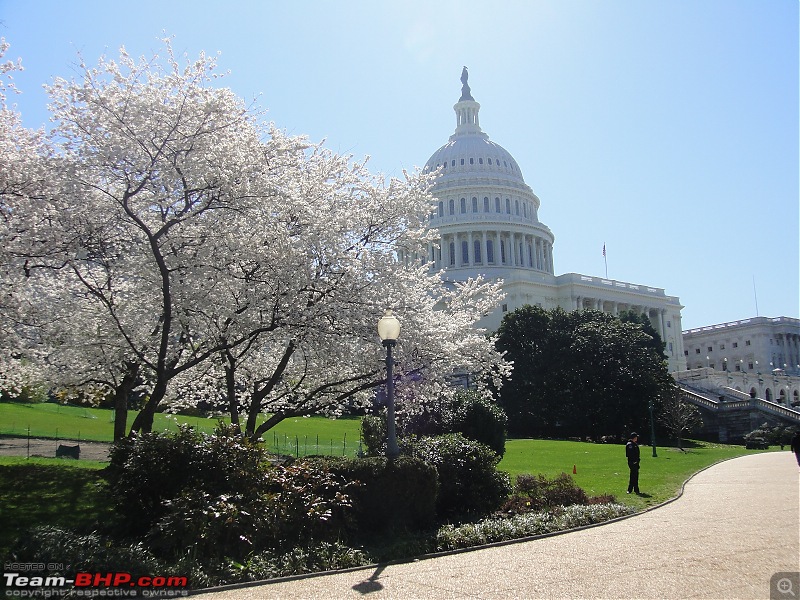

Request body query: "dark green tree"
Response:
[495, 306, 675, 439]
[618, 310, 667, 359]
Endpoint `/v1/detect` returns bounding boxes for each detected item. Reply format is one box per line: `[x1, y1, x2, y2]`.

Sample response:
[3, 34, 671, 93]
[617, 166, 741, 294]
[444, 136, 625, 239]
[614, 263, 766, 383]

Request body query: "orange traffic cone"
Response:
[573, 464, 577, 474]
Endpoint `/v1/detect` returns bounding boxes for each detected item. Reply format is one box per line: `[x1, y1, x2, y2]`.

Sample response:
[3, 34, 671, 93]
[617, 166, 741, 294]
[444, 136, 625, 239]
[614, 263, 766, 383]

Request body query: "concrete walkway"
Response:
[199, 452, 799, 600]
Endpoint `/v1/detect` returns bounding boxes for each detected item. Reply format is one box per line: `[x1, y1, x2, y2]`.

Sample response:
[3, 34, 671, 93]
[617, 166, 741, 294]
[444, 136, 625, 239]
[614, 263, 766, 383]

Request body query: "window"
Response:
[449, 199, 455, 215]
[461, 240, 469, 264]
[505, 198, 511, 213]
[746, 340, 751, 346]
[735, 364, 741, 372]
[684, 350, 689, 356]
[515, 200, 520, 215]
[720, 344, 725, 350]
[451, 160, 455, 167]
[460, 198, 466, 213]
[523, 203, 527, 218]
[472, 197, 478, 212]
[748, 362, 753, 369]
[500, 240, 506, 263]
[469, 158, 474, 165]
[479, 158, 483, 164]
[438, 201, 443, 218]
[495, 197, 501, 212]
[460, 159, 465, 165]
[733, 342, 738, 348]
[707, 346, 713, 352]
[487, 240, 494, 263]
[473, 240, 482, 263]
[488, 158, 492, 165]
[483, 197, 489, 212]
[449, 242, 455, 266]
[695, 349, 701, 354]
[502, 303, 508, 312]
[667, 321, 671, 328]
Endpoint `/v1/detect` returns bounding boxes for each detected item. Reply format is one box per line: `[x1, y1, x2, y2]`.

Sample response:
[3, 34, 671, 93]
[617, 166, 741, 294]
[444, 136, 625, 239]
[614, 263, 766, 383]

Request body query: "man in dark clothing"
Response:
[791, 431, 800, 467]
[626, 432, 641, 494]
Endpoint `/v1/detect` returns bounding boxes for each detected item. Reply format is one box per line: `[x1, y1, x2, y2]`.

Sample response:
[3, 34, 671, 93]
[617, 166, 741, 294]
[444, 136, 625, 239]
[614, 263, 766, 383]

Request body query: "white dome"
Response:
[420, 68, 556, 283]
[424, 135, 528, 191]
[423, 69, 535, 200]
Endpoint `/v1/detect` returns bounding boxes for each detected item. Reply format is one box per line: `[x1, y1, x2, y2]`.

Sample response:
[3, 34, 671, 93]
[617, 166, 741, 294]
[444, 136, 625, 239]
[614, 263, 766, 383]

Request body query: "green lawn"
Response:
[0, 423, 778, 559]
[0, 461, 114, 555]
[0, 401, 363, 456]
[498, 438, 772, 510]
[1, 403, 773, 511]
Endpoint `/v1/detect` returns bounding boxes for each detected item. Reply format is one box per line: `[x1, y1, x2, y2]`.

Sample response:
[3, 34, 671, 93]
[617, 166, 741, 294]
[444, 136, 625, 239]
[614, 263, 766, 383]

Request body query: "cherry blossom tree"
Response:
[2, 39, 509, 437]
[0, 38, 53, 399]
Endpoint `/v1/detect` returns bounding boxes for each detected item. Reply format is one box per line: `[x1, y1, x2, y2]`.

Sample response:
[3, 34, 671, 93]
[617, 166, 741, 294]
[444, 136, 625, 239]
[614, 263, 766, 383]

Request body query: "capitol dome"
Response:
[414, 68, 686, 372]
[423, 67, 555, 279]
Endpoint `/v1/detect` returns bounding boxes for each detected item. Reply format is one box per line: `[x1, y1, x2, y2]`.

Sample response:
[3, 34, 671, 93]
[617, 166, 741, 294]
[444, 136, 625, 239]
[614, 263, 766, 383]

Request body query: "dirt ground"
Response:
[0, 436, 112, 461]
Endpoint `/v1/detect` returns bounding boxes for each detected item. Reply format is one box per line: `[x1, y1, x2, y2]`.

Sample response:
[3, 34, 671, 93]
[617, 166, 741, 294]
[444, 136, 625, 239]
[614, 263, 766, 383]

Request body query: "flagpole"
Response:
[603, 243, 608, 279]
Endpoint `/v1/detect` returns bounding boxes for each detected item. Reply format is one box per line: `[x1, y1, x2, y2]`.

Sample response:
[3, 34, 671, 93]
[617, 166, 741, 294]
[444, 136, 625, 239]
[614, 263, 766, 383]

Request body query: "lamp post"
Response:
[648, 398, 657, 458]
[377, 309, 401, 460]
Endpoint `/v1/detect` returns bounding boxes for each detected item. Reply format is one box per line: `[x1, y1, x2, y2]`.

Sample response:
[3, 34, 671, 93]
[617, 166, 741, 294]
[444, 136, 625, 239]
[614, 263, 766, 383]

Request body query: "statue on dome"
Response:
[460, 66, 474, 101]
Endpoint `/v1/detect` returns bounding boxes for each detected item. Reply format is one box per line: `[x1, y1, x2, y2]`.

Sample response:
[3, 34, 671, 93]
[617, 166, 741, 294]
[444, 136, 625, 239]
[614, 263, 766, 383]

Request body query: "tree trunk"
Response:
[113, 363, 139, 441]
[251, 411, 291, 441]
[224, 351, 240, 431]
[129, 379, 168, 435]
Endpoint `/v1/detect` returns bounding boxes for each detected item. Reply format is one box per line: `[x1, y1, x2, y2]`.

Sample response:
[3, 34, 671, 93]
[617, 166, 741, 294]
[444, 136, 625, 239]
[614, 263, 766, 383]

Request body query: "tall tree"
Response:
[658, 388, 702, 450]
[1, 39, 510, 437]
[495, 306, 675, 439]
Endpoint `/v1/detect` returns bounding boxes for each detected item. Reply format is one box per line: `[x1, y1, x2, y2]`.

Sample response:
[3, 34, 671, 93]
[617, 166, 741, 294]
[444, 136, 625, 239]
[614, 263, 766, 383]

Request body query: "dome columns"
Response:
[431, 229, 554, 274]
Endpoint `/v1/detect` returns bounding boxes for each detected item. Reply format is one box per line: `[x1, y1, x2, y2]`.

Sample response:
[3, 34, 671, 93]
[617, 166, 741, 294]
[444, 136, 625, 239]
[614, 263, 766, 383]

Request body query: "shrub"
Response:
[502, 472, 598, 514]
[442, 390, 508, 457]
[360, 414, 387, 457]
[105, 424, 270, 539]
[305, 455, 438, 534]
[365, 390, 508, 458]
[401, 433, 511, 520]
[9, 526, 164, 578]
[105, 425, 355, 561]
[435, 503, 634, 551]
[263, 461, 356, 549]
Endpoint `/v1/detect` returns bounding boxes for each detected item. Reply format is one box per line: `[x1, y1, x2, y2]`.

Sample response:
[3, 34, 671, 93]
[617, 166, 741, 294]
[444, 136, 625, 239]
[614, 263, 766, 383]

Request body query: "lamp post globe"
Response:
[378, 309, 401, 459]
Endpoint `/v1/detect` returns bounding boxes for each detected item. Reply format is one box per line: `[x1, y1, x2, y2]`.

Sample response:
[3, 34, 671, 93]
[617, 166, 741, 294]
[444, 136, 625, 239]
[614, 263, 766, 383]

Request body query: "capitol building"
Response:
[421, 70, 687, 372]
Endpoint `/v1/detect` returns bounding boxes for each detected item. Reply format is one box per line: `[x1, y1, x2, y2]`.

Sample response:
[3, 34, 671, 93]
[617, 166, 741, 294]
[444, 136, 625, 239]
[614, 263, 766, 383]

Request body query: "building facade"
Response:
[682, 316, 800, 378]
[420, 69, 687, 371]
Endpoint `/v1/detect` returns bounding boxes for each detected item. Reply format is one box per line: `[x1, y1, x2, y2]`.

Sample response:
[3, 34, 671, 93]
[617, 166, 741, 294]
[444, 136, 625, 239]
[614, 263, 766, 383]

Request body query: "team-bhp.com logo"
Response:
[3, 570, 188, 597]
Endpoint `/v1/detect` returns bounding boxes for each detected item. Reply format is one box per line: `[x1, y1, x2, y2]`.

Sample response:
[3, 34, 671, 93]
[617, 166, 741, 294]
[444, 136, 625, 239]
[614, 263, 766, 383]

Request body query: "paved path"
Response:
[198, 452, 799, 600]
[0, 436, 111, 460]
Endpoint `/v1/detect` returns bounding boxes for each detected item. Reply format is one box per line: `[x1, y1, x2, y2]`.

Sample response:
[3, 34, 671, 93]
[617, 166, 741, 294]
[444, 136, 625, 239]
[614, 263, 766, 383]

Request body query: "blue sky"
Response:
[1, 0, 797, 330]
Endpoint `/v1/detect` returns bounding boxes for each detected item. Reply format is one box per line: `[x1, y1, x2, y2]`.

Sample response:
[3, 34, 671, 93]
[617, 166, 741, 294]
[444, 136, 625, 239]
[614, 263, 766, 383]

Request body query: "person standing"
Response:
[791, 430, 800, 467]
[626, 432, 641, 494]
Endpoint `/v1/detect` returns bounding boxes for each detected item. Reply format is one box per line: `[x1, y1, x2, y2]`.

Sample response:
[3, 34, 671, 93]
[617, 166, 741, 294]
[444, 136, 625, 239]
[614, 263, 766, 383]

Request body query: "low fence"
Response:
[268, 432, 362, 458]
[0, 424, 361, 460]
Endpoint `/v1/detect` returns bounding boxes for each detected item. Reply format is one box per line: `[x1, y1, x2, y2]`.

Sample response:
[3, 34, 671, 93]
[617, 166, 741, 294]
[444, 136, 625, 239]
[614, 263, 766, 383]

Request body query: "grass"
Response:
[0, 431, 779, 567]
[0, 461, 113, 556]
[498, 438, 771, 510]
[1, 401, 779, 560]
[0, 401, 363, 456]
